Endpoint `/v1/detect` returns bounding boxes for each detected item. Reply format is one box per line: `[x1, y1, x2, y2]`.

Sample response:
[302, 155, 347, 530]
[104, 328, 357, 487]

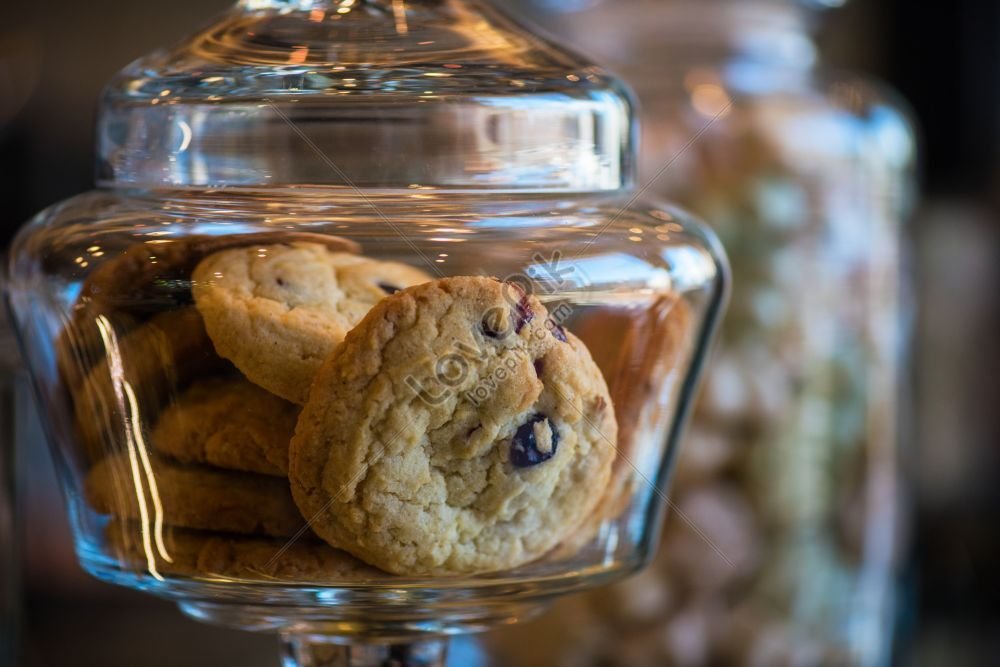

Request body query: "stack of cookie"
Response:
[70, 236, 619, 579]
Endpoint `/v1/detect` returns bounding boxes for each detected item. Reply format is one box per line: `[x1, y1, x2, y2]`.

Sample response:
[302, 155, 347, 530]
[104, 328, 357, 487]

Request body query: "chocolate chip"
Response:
[510, 414, 558, 467]
[378, 282, 400, 295]
[481, 315, 503, 339]
[276, 277, 286, 287]
[514, 295, 534, 333]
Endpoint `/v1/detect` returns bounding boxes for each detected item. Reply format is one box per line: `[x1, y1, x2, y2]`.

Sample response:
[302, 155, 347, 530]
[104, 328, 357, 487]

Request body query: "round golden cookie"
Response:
[56, 309, 141, 392]
[76, 232, 361, 317]
[151, 376, 298, 476]
[289, 276, 618, 576]
[192, 242, 432, 404]
[85, 452, 304, 538]
[57, 232, 359, 389]
[104, 521, 383, 583]
[72, 307, 230, 463]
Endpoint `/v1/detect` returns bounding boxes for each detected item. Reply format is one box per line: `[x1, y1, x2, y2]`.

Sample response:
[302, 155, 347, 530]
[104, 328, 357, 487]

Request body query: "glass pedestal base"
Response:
[177, 599, 544, 667]
[282, 635, 448, 667]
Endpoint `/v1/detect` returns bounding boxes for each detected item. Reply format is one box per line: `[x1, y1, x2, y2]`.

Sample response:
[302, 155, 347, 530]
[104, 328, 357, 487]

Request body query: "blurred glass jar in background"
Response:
[489, 0, 916, 665]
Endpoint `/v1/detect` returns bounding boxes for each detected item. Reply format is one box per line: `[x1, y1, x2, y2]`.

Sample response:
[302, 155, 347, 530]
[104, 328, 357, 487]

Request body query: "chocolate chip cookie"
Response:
[58, 232, 359, 389]
[73, 307, 230, 462]
[76, 232, 361, 318]
[151, 376, 298, 476]
[192, 242, 432, 404]
[85, 452, 304, 537]
[105, 520, 383, 582]
[289, 276, 617, 575]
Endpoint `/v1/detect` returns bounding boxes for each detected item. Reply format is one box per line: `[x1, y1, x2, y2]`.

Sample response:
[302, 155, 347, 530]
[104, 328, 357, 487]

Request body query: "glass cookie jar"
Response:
[5, 0, 726, 664]
[493, 0, 915, 665]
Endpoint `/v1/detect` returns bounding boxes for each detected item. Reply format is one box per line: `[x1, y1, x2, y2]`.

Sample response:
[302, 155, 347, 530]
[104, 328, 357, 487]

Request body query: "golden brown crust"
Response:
[289, 276, 617, 575]
[192, 242, 432, 404]
[150, 377, 298, 476]
[85, 453, 304, 537]
[57, 232, 359, 390]
[71, 307, 230, 462]
[77, 232, 361, 317]
[104, 520, 384, 582]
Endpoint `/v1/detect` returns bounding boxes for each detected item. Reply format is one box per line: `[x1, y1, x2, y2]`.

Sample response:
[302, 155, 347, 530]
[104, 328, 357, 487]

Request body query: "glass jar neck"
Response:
[96, 0, 635, 192]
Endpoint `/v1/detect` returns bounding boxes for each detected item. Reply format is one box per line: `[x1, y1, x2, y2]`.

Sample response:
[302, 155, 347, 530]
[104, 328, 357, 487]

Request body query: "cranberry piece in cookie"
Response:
[510, 414, 559, 467]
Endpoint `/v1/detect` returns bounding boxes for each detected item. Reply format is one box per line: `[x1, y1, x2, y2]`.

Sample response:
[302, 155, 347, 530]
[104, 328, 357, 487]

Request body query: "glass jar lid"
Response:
[98, 0, 635, 192]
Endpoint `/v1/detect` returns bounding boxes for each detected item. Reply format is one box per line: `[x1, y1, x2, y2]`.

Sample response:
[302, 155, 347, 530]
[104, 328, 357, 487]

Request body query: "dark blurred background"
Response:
[1, 0, 998, 665]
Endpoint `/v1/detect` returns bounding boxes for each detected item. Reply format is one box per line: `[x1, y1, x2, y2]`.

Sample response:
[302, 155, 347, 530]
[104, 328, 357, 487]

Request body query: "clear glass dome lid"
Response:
[99, 0, 634, 191]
